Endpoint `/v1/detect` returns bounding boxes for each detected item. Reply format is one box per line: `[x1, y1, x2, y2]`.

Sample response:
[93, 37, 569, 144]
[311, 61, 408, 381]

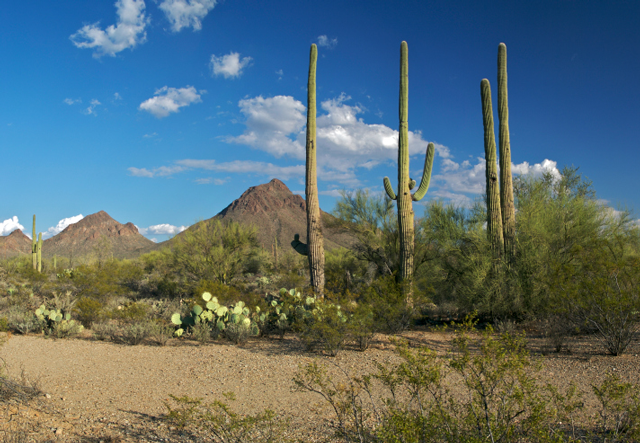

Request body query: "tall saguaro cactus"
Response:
[291, 44, 325, 296]
[498, 43, 516, 262]
[480, 79, 504, 258]
[32, 215, 37, 270]
[37, 233, 43, 273]
[383, 41, 435, 283]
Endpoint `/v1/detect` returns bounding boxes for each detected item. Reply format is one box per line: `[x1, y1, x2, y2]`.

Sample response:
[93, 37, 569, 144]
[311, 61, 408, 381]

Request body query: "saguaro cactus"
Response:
[383, 41, 435, 283]
[37, 233, 43, 273]
[498, 43, 516, 262]
[480, 79, 504, 258]
[291, 44, 325, 296]
[32, 215, 37, 270]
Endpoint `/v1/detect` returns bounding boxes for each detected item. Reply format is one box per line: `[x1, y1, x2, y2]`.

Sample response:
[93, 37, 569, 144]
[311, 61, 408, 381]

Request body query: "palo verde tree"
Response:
[291, 44, 325, 296]
[383, 41, 435, 285]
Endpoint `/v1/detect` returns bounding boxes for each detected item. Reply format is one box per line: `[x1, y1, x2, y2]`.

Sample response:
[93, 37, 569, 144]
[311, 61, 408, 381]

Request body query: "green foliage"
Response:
[549, 241, 640, 355]
[111, 301, 149, 324]
[361, 275, 424, 334]
[73, 296, 103, 328]
[164, 392, 289, 442]
[592, 374, 640, 441]
[168, 220, 259, 285]
[296, 315, 622, 443]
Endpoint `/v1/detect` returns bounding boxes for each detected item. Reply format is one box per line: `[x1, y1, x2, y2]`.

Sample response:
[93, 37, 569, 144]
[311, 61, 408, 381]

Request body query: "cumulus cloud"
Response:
[137, 223, 187, 235]
[0, 217, 25, 236]
[429, 157, 561, 207]
[63, 98, 81, 105]
[44, 215, 84, 239]
[195, 177, 228, 185]
[139, 86, 201, 118]
[83, 99, 102, 116]
[210, 52, 252, 79]
[159, 0, 216, 32]
[228, 93, 446, 185]
[228, 95, 306, 158]
[317, 35, 338, 49]
[70, 0, 148, 58]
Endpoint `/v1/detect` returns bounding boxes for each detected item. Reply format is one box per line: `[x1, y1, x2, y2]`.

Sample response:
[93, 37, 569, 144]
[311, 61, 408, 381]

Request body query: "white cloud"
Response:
[317, 35, 338, 49]
[429, 157, 561, 205]
[139, 86, 201, 118]
[44, 215, 84, 239]
[228, 93, 446, 185]
[228, 95, 306, 158]
[143, 132, 158, 138]
[137, 223, 187, 235]
[63, 98, 81, 105]
[159, 0, 216, 32]
[210, 52, 253, 79]
[128, 165, 187, 177]
[83, 99, 102, 116]
[0, 217, 25, 236]
[70, 0, 148, 58]
[114, 92, 122, 100]
[511, 159, 562, 181]
[275, 69, 283, 80]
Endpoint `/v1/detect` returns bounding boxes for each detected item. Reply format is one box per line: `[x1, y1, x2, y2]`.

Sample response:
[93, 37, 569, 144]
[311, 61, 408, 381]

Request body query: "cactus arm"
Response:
[291, 233, 308, 256]
[411, 142, 435, 202]
[383, 177, 397, 200]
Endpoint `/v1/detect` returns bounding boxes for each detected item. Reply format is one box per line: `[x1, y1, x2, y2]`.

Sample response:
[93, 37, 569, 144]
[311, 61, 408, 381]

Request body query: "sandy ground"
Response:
[1, 329, 639, 442]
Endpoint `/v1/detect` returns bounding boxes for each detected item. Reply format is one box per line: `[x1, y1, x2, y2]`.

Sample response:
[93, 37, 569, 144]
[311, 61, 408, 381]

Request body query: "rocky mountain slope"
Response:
[171, 179, 353, 253]
[42, 211, 158, 260]
[0, 229, 32, 258]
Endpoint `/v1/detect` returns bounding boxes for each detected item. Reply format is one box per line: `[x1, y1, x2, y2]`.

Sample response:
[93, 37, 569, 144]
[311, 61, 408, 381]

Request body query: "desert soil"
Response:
[1, 329, 639, 442]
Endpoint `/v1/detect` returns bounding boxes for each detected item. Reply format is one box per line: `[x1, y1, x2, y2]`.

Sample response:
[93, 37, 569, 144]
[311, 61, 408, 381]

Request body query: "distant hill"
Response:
[42, 211, 158, 260]
[0, 229, 32, 259]
[1, 179, 353, 262]
[169, 179, 353, 253]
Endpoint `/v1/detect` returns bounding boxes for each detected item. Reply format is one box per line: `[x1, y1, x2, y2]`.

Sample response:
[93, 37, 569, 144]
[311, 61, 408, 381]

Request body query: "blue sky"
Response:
[1, 0, 639, 242]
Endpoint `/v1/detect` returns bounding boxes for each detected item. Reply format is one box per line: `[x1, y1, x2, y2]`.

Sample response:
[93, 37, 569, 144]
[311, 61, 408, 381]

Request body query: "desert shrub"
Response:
[549, 236, 640, 356]
[148, 322, 174, 346]
[92, 322, 119, 341]
[191, 321, 215, 344]
[164, 392, 289, 442]
[224, 322, 251, 345]
[0, 317, 8, 332]
[112, 301, 149, 324]
[294, 314, 593, 443]
[73, 296, 104, 328]
[275, 271, 306, 292]
[299, 303, 350, 356]
[361, 275, 423, 334]
[6, 306, 39, 334]
[592, 374, 640, 441]
[193, 280, 243, 307]
[118, 322, 154, 345]
[168, 220, 259, 285]
[347, 305, 376, 351]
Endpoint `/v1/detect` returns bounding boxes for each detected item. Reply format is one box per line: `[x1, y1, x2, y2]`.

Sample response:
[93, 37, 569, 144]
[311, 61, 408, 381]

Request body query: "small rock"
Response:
[45, 393, 51, 399]
[55, 428, 63, 435]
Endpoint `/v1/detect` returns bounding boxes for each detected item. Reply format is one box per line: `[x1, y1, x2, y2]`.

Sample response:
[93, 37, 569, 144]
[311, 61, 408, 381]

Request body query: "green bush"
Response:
[299, 303, 349, 356]
[164, 392, 289, 442]
[73, 296, 104, 328]
[361, 275, 422, 334]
